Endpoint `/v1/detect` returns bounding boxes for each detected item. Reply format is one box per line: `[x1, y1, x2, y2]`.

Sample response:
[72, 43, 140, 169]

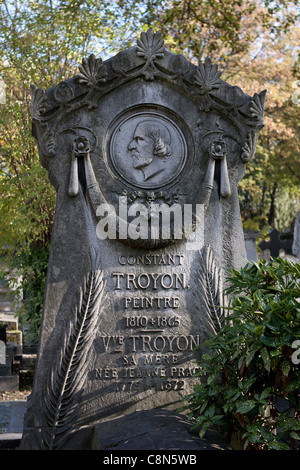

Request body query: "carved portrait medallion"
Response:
[106, 108, 187, 190]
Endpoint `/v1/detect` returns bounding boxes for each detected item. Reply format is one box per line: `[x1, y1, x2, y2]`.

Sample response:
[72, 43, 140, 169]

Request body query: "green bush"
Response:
[2, 245, 50, 344]
[183, 257, 300, 450]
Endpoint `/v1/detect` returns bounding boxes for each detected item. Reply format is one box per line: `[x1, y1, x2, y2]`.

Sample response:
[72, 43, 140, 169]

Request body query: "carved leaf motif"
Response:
[136, 28, 165, 62]
[43, 249, 104, 450]
[197, 245, 228, 336]
[241, 130, 256, 162]
[30, 84, 47, 120]
[249, 90, 266, 122]
[194, 58, 222, 95]
[78, 54, 107, 87]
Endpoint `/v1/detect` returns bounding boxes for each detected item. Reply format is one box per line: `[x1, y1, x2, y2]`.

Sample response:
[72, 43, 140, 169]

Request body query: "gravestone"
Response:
[20, 29, 265, 450]
[0, 325, 6, 367]
[244, 229, 259, 262]
[292, 212, 300, 260]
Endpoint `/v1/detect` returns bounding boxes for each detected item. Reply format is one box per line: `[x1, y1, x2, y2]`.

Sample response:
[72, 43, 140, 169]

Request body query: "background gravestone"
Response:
[20, 29, 265, 450]
[243, 229, 259, 262]
[292, 212, 300, 260]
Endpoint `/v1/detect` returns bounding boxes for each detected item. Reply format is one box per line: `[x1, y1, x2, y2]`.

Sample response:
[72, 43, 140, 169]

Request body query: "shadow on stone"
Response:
[61, 409, 231, 450]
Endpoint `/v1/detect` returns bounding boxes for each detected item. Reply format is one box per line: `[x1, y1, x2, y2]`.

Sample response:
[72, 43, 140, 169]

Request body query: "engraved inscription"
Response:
[118, 254, 184, 265]
[91, 253, 201, 394]
[124, 297, 180, 309]
[112, 272, 188, 290]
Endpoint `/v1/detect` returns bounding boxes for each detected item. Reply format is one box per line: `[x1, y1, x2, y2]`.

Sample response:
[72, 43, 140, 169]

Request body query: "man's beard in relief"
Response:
[132, 155, 153, 169]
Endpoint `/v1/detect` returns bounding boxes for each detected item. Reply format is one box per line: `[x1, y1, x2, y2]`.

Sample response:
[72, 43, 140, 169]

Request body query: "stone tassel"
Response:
[83, 152, 105, 211]
[220, 158, 231, 198]
[204, 157, 216, 193]
[68, 153, 79, 197]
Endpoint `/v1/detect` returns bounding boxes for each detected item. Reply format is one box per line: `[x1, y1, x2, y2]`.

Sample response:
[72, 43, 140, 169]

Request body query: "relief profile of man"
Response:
[128, 120, 172, 182]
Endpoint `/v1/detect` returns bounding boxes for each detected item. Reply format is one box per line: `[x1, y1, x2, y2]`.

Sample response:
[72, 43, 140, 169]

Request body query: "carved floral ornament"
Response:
[194, 57, 222, 95]
[136, 28, 165, 62]
[74, 135, 90, 155]
[210, 140, 227, 159]
[30, 84, 47, 121]
[77, 54, 107, 87]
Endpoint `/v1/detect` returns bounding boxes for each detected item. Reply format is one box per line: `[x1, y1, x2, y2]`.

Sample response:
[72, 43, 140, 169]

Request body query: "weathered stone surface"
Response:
[89, 409, 231, 450]
[21, 409, 231, 451]
[20, 29, 265, 450]
[0, 375, 19, 392]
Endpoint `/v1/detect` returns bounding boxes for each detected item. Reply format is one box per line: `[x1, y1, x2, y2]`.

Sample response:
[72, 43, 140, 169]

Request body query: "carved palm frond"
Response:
[43, 250, 104, 450]
[249, 90, 266, 122]
[30, 84, 47, 121]
[197, 245, 228, 336]
[78, 54, 107, 87]
[136, 28, 165, 61]
[194, 58, 222, 95]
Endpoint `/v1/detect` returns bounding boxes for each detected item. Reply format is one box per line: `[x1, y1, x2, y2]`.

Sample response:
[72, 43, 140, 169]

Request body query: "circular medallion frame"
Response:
[104, 105, 191, 190]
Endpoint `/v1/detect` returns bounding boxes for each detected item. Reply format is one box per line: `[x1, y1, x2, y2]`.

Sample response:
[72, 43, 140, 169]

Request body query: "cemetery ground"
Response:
[0, 389, 31, 402]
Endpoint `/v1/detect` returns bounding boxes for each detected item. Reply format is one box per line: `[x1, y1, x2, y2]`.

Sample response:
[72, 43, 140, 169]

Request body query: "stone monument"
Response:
[20, 29, 265, 450]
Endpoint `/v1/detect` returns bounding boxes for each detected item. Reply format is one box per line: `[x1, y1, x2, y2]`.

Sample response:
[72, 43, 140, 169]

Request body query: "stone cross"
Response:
[258, 228, 293, 258]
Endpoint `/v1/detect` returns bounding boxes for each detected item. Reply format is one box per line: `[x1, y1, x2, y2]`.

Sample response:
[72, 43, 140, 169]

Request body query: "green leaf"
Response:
[199, 421, 211, 438]
[207, 374, 217, 385]
[269, 441, 290, 450]
[259, 387, 272, 400]
[246, 348, 257, 366]
[260, 334, 276, 347]
[255, 325, 264, 336]
[270, 349, 281, 357]
[236, 400, 256, 414]
[281, 360, 290, 377]
[205, 404, 216, 418]
[261, 347, 271, 372]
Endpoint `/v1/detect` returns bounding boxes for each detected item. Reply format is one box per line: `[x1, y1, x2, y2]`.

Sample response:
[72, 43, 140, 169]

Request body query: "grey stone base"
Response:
[0, 433, 22, 450]
[0, 375, 19, 392]
[21, 409, 231, 450]
[91, 410, 231, 451]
